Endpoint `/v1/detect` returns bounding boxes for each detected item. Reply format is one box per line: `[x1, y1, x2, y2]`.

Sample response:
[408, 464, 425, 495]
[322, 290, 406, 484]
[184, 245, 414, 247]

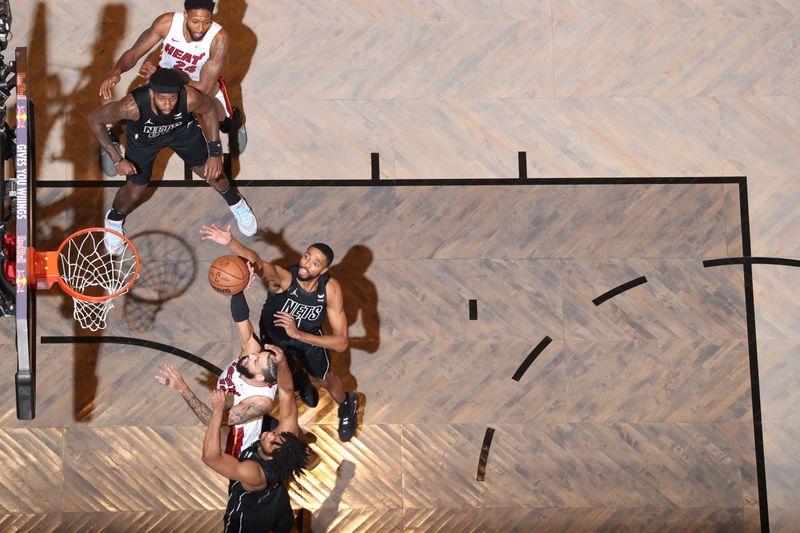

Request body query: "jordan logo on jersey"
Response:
[281, 299, 322, 327]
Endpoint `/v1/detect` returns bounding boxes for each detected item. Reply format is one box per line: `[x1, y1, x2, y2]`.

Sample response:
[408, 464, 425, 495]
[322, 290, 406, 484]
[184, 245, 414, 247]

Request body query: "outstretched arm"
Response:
[274, 278, 349, 352]
[157, 365, 213, 424]
[156, 365, 273, 426]
[99, 13, 173, 99]
[267, 345, 321, 469]
[234, 311, 261, 356]
[268, 345, 300, 436]
[231, 288, 261, 355]
[200, 224, 292, 288]
[202, 390, 267, 489]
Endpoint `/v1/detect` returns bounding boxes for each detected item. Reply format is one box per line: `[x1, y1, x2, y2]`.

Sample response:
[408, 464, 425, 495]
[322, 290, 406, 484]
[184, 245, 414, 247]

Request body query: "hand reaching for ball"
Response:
[200, 224, 232, 246]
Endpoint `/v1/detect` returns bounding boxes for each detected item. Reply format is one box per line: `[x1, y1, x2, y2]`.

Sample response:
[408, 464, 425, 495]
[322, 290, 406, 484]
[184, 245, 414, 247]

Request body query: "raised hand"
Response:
[263, 343, 285, 365]
[244, 261, 256, 291]
[99, 72, 121, 99]
[273, 312, 300, 339]
[155, 364, 188, 392]
[200, 224, 233, 246]
[209, 389, 228, 413]
[138, 61, 157, 79]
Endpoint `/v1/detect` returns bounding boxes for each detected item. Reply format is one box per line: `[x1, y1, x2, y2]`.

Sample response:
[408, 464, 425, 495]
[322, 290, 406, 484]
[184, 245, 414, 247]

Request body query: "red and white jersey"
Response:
[217, 359, 277, 457]
[159, 11, 222, 82]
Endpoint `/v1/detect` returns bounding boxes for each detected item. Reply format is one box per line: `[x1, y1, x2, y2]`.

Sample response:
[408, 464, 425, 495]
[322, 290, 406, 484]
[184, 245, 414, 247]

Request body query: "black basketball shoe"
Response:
[298, 380, 319, 408]
[287, 354, 318, 408]
[337, 392, 359, 442]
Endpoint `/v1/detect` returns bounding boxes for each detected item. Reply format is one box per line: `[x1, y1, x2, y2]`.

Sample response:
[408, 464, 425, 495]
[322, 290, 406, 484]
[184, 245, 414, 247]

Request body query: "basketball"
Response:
[208, 255, 249, 295]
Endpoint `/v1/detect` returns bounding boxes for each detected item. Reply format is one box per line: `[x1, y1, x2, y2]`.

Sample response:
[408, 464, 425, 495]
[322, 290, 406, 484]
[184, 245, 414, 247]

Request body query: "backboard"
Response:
[14, 46, 35, 420]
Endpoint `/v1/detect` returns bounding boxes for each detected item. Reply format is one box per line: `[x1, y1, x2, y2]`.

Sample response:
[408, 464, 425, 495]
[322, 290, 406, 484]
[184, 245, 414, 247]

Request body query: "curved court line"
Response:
[512, 336, 553, 382]
[476, 427, 495, 482]
[592, 276, 648, 306]
[703, 257, 800, 269]
[40, 336, 222, 375]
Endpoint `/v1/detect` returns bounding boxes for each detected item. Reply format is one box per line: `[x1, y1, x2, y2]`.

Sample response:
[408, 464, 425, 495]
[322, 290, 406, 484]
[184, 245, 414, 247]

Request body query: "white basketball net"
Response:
[58, 230, 139, 331]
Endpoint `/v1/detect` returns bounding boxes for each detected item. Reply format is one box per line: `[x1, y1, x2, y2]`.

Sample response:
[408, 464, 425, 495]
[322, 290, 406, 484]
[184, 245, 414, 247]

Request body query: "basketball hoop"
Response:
[31, 228, 140, 331]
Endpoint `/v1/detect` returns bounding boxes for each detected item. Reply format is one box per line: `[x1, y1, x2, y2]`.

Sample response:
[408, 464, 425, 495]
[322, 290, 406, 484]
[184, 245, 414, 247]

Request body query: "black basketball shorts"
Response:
[124, 121, 208, 185]
[261, 332, 331, 381]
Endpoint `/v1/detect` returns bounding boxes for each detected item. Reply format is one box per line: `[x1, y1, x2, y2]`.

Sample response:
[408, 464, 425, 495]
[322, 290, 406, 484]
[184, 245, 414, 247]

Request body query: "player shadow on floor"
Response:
[255, 228, 380, 407]
[26, 2, 66, 174]
[296, 460, 356, 533]
[121, 231, 198, 333]
[53, 3, 129, 179]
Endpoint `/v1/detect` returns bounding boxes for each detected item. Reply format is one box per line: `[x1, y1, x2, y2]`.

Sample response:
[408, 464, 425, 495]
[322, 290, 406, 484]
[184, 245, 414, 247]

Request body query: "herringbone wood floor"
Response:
[4, 0, 800, 531]
[0, 182, 760, 532]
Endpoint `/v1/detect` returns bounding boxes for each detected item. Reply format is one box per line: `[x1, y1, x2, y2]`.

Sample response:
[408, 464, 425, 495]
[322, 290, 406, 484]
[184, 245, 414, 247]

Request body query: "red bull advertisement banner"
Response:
[15, 47, 30, 369]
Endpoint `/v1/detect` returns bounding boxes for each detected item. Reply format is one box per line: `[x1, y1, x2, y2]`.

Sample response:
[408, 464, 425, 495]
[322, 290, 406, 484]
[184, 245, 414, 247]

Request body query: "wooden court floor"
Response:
[0, 181, 763, 531]
[6, 0, 800, 531]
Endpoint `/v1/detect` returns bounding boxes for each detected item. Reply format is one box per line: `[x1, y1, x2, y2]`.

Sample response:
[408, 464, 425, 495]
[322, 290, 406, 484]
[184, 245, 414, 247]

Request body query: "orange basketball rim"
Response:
[30, 227, 140, 330]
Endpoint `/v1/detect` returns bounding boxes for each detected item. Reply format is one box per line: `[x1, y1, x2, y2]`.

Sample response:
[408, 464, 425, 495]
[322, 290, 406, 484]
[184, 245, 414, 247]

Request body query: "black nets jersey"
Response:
[260, 265, 329, 345]
[126, 84, 196, 146]
[224, 443, 293, 533]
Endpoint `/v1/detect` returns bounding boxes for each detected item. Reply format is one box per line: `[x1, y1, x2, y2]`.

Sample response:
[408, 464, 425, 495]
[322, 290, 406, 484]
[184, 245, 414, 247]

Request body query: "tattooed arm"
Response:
[226, 396, 274, 425]
[87, 95, 140, 176]
[156, 365, 214, 423]
[156, 365, 273, 425]
[179, 386, 214, 424]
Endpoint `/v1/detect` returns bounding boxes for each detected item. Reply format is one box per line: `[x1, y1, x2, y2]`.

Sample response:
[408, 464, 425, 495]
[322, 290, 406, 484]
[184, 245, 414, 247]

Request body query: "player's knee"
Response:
[214, 100, 226, 122]
[319, 370, 336, 388]
[127, 183, 148, 200]
[120, 181, 147, 203]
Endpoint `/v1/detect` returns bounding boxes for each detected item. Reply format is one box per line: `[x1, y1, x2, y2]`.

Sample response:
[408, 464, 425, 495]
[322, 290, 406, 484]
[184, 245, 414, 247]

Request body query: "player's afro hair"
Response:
[267, 432, 309, 485]
[184, 0, 215, 13]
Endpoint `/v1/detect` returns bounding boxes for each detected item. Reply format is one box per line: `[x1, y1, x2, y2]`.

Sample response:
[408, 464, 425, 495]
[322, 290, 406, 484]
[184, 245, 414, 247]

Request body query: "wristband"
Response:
[207, 140, 222, 157]
[230, 291, 250, 322]
[113, 158, 123, 166]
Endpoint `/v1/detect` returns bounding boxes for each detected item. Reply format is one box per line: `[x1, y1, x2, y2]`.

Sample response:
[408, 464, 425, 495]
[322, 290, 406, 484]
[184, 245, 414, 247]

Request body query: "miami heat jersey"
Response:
[159, 12, 222, 82]
[217, 360, 277, 457]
